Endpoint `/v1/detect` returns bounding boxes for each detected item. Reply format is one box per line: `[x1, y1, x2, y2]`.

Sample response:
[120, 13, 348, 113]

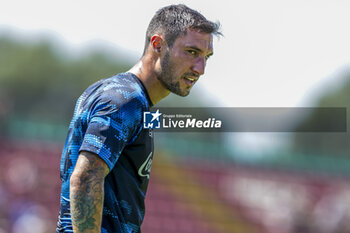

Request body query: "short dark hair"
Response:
[143, 4, 222, 54]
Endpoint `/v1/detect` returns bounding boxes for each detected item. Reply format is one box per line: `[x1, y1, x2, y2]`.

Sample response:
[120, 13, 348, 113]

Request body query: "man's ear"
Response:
[150, 35, 164, 53]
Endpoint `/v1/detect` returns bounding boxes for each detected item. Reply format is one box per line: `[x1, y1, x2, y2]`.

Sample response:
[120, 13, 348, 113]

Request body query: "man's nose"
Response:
[192, 57, 206, 76]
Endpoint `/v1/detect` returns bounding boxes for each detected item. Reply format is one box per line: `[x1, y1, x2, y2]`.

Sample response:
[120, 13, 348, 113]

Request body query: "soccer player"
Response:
[56, 4, 221, 233]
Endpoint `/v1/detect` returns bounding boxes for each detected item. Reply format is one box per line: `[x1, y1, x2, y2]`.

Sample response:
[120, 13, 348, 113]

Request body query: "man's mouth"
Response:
[183, 76, 198, 86]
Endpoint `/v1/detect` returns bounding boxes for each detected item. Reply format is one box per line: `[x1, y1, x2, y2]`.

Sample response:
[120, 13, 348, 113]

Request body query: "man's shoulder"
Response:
[87, 72, 143, 95]
[84, 72, 150, 109]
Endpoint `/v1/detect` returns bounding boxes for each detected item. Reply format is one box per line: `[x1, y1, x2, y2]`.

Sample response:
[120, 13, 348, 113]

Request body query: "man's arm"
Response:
[70, 151, 109, 233]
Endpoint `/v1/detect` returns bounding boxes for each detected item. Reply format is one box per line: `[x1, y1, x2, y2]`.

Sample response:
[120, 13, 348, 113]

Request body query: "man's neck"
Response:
[128, 57, 170, 105]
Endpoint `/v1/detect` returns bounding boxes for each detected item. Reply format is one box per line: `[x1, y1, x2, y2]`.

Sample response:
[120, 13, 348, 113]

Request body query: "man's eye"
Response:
[188, 50, 197, 56]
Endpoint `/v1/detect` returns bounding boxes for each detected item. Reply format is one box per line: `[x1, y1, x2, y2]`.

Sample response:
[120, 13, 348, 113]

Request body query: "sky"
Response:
[1, 0, 350, 153]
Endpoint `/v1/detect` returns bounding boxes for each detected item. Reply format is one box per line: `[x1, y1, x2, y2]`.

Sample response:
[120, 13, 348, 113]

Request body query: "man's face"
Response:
[157, 29, 214, 97]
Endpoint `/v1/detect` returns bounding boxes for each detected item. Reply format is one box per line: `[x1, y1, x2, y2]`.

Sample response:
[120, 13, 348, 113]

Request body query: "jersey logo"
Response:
[138, 152, 153, 179]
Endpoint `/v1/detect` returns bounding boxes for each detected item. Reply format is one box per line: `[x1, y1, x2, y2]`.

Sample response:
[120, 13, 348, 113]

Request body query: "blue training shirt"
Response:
[57, 72, 154, 233]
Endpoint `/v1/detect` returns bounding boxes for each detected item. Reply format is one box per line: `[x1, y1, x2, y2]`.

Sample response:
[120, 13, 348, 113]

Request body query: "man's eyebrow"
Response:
[186, 46, 202, 52]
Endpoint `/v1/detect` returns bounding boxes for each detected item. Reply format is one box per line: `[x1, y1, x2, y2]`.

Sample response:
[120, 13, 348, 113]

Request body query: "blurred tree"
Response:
[292, 69, 350, 155]
[0, 35, 132, 123]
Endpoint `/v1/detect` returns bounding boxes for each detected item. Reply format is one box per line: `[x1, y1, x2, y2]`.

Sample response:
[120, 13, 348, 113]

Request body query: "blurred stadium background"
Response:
[1, 28, 350, 233]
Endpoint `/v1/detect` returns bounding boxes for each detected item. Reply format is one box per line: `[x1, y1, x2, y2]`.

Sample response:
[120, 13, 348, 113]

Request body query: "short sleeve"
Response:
[79, 97, 144, 170]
